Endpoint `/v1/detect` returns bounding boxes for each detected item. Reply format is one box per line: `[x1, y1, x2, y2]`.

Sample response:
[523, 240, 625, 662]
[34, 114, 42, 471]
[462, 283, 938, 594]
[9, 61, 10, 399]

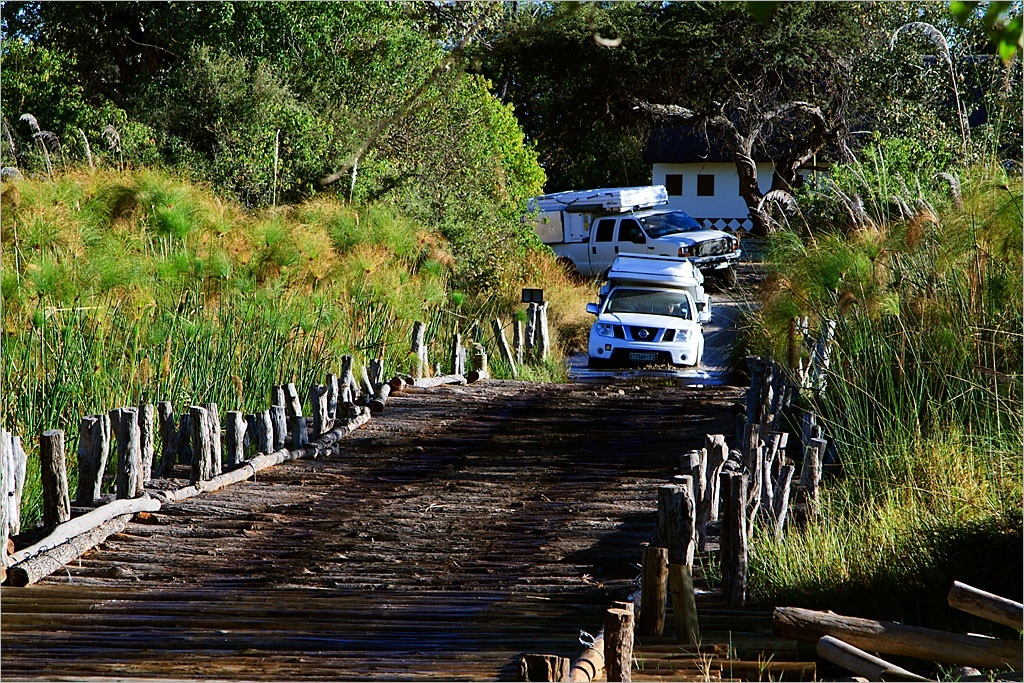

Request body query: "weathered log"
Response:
[75, 415, 110, 504]
[537, 302, 550, 360]
[6, 433, 27, 536]
[526, 303, 538, 357]
[1, 430, 12, 573]
[514, 320, 525, 368]
[604, 607, 634, 682]
[359, 364, 374, 396]
[112, 407, 142, 499]
[40, 430, 71, 527]
[773, 606, 1023, 670]
[450, 333, 464, 376]
[137, 404, 155, 485]
[269, 405, 287, 451]
[412, 374, 467, 389]
[519, 654, 570, 682]
[202, 402, 222, 476]
[326, 372, 339, 421]
[224, 411, 246, 468]
[255, 410, 274, 455]
[155, 402, 176, 477]
[271, 384, 286, 409]
[702, 434, 728, 527]
[948, 581, 1024, 630]
[155, 408, 371, 504]
[290, 416, 308, 449]
[369, 382, 392, 414]
[657, 482, 695, 567]
[308, 384, 328, 438]
[569, 638, 604, 683]
[668, 563, 700, 646]
[340, 355, 356, 403]
[189, 406, 214, 485]
[5, 513, 134, 587]
[816, 635, 931, 682]
[492, 318, 518, 377]
[175, 412, 193, 465]
[411, 321, 428, 379]
[772, 464, 795, 539]
[284, 382, 303, 418]
[368, 358, 384, 388]
[720, 471, 748, 607]
[7, 496, 161, 568]
[638, 545, 669, 637]
[680, 450, 706, 514]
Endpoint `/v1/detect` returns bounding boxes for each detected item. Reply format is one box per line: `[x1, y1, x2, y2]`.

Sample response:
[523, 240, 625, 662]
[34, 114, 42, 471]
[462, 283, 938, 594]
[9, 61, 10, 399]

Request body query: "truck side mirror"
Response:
[699, 310, 712, 324]
[586, 303, 600, 315]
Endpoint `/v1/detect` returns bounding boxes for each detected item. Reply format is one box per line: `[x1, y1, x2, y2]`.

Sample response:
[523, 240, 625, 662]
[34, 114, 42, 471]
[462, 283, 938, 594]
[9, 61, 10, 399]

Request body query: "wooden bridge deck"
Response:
[1, 380, 783, 681]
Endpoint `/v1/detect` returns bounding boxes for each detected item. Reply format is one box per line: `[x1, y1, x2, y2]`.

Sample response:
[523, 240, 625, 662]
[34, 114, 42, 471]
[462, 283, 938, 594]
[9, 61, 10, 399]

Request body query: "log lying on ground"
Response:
[816, 635, 931, 682]
[411, 374, 467, 389]
[7, 496, 162, 570]
[5, 513, 135, 587]
[368, 383, 392, 414]
[948, 581, 1024, 631]
[773, 606, 1023, 670]
[153, 407, 371, 504]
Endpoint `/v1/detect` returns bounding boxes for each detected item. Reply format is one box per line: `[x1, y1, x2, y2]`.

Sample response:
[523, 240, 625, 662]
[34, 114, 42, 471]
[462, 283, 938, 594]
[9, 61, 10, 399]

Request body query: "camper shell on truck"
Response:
[586, 254, 708, 368]
[528, 186, 740, 282]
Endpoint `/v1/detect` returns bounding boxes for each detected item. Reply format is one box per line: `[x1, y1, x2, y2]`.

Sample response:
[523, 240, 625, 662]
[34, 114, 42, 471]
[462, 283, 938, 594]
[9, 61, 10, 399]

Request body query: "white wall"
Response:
[652, 161, 775, 230]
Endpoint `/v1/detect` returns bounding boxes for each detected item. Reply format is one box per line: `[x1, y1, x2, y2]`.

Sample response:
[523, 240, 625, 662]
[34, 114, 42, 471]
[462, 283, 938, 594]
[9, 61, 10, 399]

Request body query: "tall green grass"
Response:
[744, 159, 1023, 629]
[1, 169, 580, 527]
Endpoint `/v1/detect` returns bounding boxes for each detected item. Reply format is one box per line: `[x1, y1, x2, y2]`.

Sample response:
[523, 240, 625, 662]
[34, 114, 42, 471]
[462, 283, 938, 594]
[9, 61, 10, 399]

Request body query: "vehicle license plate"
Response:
[629, 351, 657, 362]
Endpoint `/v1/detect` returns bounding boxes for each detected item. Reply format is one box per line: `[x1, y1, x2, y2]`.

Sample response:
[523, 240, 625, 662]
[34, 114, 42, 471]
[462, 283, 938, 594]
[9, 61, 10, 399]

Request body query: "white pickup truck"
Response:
[528, 185, 741, 284]
[586, 254, 710, 368]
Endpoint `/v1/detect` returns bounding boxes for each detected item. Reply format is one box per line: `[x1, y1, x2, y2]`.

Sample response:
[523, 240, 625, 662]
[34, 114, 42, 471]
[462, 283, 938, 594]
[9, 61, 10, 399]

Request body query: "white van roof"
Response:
[606, 254, 703, 287]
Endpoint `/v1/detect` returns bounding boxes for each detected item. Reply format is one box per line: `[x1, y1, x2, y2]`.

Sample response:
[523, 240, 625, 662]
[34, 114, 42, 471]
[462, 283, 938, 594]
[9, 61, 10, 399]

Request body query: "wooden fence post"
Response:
[271, 385, 286, 410]
[668, 563, 700, 646]
[290, 416, 308, 449]
[308, 384, 328, 438]
[224, 411, 246, 468]
[7, 435, 27, 535]
[468, 344, 489, 382]
[254, 410, 274, 454]
[519, 654, 570, 682]
[638, 545, 669, 637]
[773, 464, 795, 539]
[450, 333, 464, 376]
[525, 302, 538, 358]
[720, 471, 749, 607]
[492, 317, 518, 377]
[1, 430, 10, 579]
[268, 405, 286, 450]
[657, 481, 695, 568]
[40, 430, 71, 527]
[156, 402, 176, 477]
[202, 402, 222, 477]
[537, 302, 550, 361]
[604, 607, 635, 682]
[189, 406, 214, 484]
[514, 320, 524, 367]
[284, 383, 303, 418]
[76, 415, 110, 504]
[340, 355, 356, 403]
[111, 408, 142, 499]
[326, 372, 339, 422]
[411, 321, 427, 379]
[137, 404, 155, 484]
[681, 450, 706, 545]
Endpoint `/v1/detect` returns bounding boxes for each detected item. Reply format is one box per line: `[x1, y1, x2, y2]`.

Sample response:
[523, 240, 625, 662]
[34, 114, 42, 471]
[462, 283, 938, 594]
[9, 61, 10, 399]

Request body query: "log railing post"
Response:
[76, 415, 111, 504]
[537, 302, 550, 361]
[284, 382, 303, 418]
[1, 430, 11, 579]
[202, 402, 222, 477]
[468, 344, 489, 382]
[269, 405, 287, 450]
[224, 411, 246, 469]
[137, 404, 155, 484]
[657, 481, 695, 568]
[308, 384, 328, 438]
[8, 434, 27, 535]
[519, 654, 570, 682]
[491, 317, 518, 377]
[514, 320, 524, 367]
[773, 464, 795, 539]
[411, 321, 427, 379]
[525, 303, 538, 359]
[340, 355, 356, 404]
[450, 333, 464, 376]
[638, 545, 669, 637]
[668, 563, 700, 646]
[112, 407, 142, 499]
[256, 410, 275, 455]
[326, 372, 339, 422]
[290, 415, 308, 449]
[40, 430, 71, 527]
[604, 607, 635, 682]
[720, 471, 749, 607]
[188, 406, 213, 484]
[156, 402, 176, 478]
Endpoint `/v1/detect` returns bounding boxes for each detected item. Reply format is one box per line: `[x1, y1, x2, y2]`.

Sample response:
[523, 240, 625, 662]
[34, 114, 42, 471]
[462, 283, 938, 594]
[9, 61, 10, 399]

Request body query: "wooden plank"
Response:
[773, 606, 1023, 669]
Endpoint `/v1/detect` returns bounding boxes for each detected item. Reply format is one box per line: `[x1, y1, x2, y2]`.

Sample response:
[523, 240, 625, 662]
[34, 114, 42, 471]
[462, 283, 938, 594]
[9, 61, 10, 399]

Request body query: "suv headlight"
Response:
[595, 322, 616, 337]
[678, 245, 694, 257]
[675, 329, 691, 342]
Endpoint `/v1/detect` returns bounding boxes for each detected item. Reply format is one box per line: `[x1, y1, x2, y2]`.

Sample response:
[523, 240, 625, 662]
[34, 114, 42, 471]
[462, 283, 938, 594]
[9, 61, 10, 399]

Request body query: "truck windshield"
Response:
[605, 288, 692, 320]
[638, 211, 703, 238]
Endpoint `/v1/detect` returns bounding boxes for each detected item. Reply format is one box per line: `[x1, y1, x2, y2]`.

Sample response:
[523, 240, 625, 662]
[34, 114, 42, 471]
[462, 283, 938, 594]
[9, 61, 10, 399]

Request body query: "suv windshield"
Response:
[605, 288, 692, 320]
[638, 211, 703, 238]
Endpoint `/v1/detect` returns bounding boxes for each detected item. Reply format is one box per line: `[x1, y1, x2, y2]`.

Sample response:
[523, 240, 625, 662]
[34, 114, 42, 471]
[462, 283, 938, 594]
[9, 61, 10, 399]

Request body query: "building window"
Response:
[665, 174, 683, 197]
[697, 174, 715, 197]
